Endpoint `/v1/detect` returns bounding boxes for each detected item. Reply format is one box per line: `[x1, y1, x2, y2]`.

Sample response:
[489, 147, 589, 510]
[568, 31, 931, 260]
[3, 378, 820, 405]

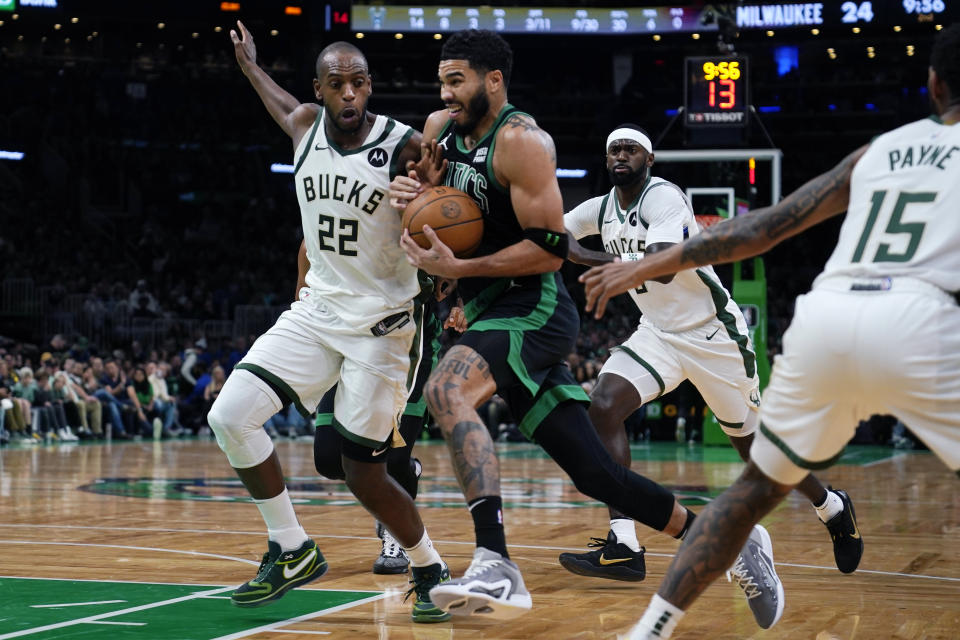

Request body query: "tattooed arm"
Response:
[579, 145, 868, 318]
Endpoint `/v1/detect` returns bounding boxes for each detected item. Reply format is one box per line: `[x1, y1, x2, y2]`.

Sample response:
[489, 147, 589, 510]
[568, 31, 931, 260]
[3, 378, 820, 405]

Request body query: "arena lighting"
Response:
[433, 33, 441, 39]
[811, 28, 819, 35]
[0, 150, 25, 160]
[20, 0, 58, 6]
[355, 32, 364, 38]
[271, 163, 294, 173]
[284, 6, 302, 16]
[220, 2, 240, 11]
[653, 34, 661, 41]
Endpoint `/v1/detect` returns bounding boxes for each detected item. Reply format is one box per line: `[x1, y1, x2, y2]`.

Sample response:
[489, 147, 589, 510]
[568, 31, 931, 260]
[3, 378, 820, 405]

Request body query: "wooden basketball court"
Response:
[1, 437, 957, 639]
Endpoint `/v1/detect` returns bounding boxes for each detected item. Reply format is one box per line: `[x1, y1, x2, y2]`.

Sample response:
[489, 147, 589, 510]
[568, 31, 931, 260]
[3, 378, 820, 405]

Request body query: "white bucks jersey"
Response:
[293, 110, 419, 326]
[821, 116, 960, 292]
[565, 177, 737, 331]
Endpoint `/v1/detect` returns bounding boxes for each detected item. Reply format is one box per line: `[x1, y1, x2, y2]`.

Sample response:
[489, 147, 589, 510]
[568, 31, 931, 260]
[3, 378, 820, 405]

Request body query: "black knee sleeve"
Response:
[536, 401, 676, 532]
[384, 412, 424, 499]
[313, 425, 345, 479]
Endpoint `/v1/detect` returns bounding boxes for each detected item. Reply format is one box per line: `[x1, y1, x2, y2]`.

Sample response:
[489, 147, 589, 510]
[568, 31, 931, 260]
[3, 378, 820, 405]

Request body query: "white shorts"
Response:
[236, 296, 418, 449]
[600, 310, 760, 437]
[752, 276, 960, 485]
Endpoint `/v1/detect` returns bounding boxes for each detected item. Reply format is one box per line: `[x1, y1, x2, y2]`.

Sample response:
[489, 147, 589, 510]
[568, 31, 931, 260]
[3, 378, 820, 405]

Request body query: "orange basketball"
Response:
[402, 186, 484, 258]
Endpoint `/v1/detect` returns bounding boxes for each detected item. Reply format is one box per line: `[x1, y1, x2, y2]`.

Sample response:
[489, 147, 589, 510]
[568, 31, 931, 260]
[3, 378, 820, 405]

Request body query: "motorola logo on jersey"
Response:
[367, 148, 388, 167]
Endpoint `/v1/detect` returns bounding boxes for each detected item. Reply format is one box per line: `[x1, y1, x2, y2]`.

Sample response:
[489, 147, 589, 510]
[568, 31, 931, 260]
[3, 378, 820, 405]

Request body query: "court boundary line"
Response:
[2, 529, 958, 585]
[0, 574, 379, 594]
[0, 585, 235, 640]
[0, 575, 387, 640]
[208, 593, 389, 640]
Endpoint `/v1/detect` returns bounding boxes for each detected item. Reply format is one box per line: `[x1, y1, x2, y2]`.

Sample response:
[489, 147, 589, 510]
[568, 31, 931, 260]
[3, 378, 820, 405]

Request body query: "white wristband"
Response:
[620, 252, 644, 262]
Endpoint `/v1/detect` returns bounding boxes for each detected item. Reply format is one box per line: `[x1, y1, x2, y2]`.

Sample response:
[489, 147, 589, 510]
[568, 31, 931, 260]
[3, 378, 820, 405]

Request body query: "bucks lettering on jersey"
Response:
[293, 109, 419, 325]
[821, 116, 960, 292]
[565, 177, 744, 332]
[435, 104, 534, 305]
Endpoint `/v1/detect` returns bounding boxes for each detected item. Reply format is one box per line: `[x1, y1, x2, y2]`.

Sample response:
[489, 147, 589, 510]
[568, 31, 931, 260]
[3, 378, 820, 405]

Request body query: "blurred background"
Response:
[0, 0, 952, 446]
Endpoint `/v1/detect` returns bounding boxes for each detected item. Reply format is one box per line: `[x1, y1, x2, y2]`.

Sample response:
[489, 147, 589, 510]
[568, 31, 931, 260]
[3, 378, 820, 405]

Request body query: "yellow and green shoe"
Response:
[231, 539, 327, 608]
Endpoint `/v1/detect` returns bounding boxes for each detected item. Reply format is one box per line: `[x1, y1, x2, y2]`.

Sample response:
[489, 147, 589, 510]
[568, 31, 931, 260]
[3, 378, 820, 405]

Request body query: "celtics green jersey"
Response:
[435, 104, 533, 307]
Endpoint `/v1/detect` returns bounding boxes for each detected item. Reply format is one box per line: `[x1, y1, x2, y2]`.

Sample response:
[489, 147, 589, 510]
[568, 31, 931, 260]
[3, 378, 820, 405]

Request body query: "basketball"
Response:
[402, 186, 484, 258]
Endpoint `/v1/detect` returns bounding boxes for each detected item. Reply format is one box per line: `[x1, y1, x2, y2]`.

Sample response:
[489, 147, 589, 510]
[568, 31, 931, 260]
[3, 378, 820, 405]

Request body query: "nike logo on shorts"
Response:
[705, 327, 721, 340]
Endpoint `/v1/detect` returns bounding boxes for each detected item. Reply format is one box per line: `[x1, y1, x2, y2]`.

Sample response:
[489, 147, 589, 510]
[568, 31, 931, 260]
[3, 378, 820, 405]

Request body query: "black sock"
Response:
[675, 508, 696, 540]
[468, 495, 508, 558]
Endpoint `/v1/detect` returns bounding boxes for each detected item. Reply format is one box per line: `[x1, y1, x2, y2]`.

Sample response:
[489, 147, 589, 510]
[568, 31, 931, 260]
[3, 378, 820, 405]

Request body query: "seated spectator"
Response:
[147, 361, 182, 435]
[128, 365, 169, 438]
[93, 359, 133, 439]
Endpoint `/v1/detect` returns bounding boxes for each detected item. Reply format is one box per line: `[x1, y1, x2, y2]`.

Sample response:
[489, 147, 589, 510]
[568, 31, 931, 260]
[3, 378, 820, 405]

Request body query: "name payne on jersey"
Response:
[301, 172, 386, 214]
[887, 144, 960, 172]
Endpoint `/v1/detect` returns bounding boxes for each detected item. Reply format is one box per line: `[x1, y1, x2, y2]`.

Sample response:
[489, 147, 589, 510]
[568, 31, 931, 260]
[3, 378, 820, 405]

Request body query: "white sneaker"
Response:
[727, 524, 784, 629]
[429, 547, 532, 619]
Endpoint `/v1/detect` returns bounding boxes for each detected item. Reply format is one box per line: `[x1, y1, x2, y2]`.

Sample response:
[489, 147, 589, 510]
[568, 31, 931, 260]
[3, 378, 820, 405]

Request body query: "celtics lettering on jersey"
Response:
[438, 133, 490, 214]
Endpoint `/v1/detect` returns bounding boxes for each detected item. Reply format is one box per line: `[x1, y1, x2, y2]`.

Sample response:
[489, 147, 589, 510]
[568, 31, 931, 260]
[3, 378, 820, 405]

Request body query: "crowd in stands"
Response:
[0, 330, 316, 447]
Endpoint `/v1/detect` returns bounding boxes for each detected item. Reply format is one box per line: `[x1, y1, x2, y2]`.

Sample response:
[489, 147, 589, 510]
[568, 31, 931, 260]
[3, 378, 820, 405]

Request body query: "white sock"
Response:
[403, 529, 443, 567]
[611, 518, 642, 552]
[632, 594, 686, 639]
[814, 490, 844, 523]
[254, 488, 308, 551]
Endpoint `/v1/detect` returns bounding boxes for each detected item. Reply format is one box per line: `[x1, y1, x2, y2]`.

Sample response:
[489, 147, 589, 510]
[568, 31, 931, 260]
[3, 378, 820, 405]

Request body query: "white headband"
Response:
[606, 128, 652, 154]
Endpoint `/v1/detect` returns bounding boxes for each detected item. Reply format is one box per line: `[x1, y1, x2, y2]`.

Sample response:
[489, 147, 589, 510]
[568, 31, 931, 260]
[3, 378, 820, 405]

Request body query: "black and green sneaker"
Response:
[405, 562, 451, 623]
[231, 538, 328, 608]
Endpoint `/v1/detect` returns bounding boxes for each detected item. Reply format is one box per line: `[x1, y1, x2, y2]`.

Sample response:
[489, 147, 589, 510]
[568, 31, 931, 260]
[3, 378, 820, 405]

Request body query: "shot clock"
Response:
[684, 56, 750, 127]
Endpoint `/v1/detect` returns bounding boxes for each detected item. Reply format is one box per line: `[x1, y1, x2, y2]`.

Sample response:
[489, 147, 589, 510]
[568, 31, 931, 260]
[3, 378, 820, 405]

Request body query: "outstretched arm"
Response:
[230, 20, 317, 144]
[566, 232, 617, 267]
[580, 145, 868, 317]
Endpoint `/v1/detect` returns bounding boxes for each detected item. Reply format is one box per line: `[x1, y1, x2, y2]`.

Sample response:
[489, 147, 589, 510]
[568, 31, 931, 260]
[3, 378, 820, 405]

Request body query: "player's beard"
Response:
[453, 88, 490, 136]
[608, 164, 648, 187]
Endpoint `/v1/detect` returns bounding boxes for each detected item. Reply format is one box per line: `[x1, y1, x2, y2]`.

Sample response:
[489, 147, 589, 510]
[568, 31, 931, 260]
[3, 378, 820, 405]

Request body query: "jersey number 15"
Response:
[851, 190, 935, 263]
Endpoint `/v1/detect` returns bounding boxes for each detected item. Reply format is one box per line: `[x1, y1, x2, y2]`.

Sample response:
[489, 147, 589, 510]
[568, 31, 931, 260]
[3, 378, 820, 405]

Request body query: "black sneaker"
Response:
[823, 488, 863, 574]
[232, 538, 328, 607]
[557, 530, 646, 582]
[405, 562, 451, 623]
[373, 521, 409, 574]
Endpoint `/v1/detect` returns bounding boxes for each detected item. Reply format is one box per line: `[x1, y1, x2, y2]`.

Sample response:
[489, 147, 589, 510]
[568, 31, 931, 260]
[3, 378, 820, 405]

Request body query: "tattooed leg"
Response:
[658, 461, 794, 609]
[424, 345, 499, 501]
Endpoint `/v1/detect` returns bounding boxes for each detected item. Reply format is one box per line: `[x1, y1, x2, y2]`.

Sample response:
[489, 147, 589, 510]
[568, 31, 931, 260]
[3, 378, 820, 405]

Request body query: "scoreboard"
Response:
[352, 5, 713, 34]
[684, 56, 750, 128]
[350, 2, 956, 34]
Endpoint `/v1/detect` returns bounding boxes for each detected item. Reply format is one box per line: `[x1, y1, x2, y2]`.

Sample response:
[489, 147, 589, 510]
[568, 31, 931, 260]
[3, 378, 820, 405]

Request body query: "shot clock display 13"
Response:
[684, 56, 750, 128]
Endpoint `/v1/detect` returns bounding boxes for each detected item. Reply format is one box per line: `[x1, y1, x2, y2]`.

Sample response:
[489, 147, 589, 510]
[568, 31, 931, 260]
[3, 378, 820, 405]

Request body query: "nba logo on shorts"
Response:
[367, 148, 387, 167]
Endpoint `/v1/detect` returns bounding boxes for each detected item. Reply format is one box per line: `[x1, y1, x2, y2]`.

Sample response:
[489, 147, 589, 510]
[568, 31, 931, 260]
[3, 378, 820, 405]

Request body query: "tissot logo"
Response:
[367, 148, 387, 167]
